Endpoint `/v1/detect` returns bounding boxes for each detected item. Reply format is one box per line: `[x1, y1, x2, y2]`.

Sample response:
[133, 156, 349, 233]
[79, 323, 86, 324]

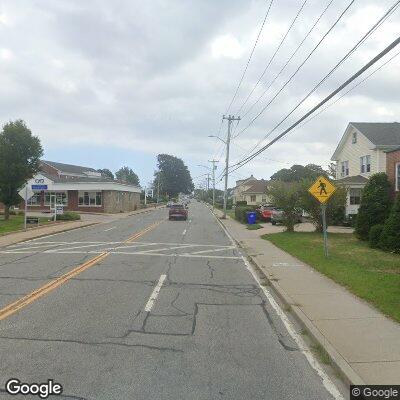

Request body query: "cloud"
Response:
[0, 0, 399, 187]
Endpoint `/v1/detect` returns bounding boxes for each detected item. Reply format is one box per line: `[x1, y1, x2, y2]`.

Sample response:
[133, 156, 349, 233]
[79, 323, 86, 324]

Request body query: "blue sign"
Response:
[31, 185, 48, 190]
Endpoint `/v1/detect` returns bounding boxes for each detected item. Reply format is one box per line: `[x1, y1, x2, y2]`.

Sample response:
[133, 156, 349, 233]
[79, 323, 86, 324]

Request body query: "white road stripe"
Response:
[104, 227, 116, 232]
[189, 246, 235, 255]
[144, 274, 167, 312]
[210, 205, 343, 400]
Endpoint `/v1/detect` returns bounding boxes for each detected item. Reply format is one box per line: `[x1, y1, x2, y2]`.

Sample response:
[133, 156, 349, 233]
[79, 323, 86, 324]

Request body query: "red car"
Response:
[169, 204, 188, 221]
[256, 205, 276, 222]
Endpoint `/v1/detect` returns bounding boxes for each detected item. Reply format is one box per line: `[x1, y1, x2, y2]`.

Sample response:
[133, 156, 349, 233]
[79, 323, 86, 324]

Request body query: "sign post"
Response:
[308, 176, 337, 257]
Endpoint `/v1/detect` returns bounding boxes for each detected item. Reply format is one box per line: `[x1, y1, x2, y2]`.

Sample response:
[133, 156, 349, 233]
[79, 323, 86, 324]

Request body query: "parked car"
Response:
[169, 204, 188, 220]
[256, 204, 276, 222]
[270, 209, 302, 225]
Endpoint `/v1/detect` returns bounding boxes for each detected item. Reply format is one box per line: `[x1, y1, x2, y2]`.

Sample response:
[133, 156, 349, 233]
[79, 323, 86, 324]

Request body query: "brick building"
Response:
[20, 160, 141, 213]
[385, 147, 400, 195]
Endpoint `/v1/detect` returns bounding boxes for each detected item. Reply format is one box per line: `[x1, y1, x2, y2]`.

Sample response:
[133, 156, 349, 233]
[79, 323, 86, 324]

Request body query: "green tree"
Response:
[270, 164, 327, 182]
[0, 120, 43, 220]
[300, 181, 347, 232]
[379, 194, 400, 252]
[355, 173, 392, 241]
[97, 168, 114, 180]
[266, 181, 303, 232]
[153, 154, 194, 197]
[115, 166, 140, 186]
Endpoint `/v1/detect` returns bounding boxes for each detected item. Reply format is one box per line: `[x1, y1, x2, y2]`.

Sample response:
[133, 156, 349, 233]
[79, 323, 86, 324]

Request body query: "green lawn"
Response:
[247, 223, 263, 230]
[0, 214, 53, 235]
[263, 232, 400, 322]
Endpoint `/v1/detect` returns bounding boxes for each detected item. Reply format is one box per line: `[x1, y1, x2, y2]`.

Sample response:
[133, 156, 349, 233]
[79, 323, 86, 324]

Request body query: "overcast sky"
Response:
[1, 0, 399, 189]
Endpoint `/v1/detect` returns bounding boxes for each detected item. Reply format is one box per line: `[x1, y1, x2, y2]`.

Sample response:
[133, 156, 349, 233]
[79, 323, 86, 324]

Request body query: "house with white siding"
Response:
[331, 122, 400, 216]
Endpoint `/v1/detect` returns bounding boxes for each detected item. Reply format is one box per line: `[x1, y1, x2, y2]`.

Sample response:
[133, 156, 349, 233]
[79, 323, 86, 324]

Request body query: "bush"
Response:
[355, 173, 392, 241]
[234, 205, 256, 223]
[368, 224, 384, 248]
[379, 194, 400, 252]
[56, 211, 81, 221]
[236, 201, 247, 206]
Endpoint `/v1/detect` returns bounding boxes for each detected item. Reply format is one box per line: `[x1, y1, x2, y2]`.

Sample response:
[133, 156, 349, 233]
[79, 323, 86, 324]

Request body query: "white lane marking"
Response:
[190, 246, 235, 255]
[210, 205, 343, 400]
[0, 250, 241, 260]
[243, 257, 343, 400]
[104, 227, 116, 232]
[144, 274, 167, 312]
[182, 229, 187, 235]
[7, 242, 62, 251]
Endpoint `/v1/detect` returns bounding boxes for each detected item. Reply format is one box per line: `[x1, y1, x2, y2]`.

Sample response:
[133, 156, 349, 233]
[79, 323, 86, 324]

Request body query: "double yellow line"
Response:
[0, 220, 164, 321]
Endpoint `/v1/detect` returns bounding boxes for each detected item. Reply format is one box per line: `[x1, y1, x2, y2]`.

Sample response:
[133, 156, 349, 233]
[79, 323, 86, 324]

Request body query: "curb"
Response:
[215, 212, 365, 387]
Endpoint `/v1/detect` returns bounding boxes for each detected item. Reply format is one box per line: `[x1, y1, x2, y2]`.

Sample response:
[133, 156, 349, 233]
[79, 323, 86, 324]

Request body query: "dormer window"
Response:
[352, 132, 357, 144]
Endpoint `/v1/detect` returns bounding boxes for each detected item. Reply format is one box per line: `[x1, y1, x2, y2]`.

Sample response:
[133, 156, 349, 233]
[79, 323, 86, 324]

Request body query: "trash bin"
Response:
[246, 211, 257, 225]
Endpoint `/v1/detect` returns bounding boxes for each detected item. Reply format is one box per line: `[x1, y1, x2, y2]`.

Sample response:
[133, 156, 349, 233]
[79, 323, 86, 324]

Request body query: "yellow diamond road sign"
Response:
[308, 176, 336, 204]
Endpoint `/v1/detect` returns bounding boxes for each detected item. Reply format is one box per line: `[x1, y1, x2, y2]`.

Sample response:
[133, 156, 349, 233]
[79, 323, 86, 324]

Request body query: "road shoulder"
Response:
[214, 209, 400, 386]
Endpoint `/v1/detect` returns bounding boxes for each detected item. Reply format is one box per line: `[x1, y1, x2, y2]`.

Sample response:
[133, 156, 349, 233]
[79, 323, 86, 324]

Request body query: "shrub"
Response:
[236, 201, 247, 206]
[379, 194, 400, 252]
[56, 211, 81, 221]
[368, 224, 384, 248]
[234, 205, 256, 223]
[355, 173, 392, 241]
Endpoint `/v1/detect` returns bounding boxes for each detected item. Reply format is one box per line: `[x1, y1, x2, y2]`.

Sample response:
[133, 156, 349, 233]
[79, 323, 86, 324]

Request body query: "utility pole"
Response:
[222, 114, 240, 219]
[208, 159, 219, 212]
[206, 173, 211, 191]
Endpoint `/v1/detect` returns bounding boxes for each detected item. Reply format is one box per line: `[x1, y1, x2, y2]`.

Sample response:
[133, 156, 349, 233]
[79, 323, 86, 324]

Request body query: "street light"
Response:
[208, 135, 226, 144]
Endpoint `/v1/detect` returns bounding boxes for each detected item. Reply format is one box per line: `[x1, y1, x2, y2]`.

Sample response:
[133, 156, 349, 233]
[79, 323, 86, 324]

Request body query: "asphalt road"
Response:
[0, 201, 340, 399]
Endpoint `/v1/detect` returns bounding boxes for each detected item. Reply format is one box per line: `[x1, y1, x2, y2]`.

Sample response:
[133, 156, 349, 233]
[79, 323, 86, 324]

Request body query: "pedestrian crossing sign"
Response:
[308, 176, 336, 204]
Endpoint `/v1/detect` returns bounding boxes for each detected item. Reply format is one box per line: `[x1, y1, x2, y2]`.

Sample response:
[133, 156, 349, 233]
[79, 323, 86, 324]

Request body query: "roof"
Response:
[41, 160, 98, 175]
[350, 122, 400, 146]
[335, 175, 369, 185]
[235, 175, 257, 187]
[242, 180, 269, 194]
[384, 146, 400, 154]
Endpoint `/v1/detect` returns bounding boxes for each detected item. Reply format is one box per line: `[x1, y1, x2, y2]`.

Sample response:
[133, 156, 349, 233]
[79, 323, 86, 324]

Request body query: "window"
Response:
[78, 191, 102, 206]
[28, 192, 41, 206]
[352, 132, 357, 144]
[360, 155, 371, 173]
[340, 161, 349, 177]
[349, 188, 362, 205]
[44, 192, 68, 206]
[262, 196, 267, 202]
[396, 163, 400, 192]
[250, 195, 256, 202]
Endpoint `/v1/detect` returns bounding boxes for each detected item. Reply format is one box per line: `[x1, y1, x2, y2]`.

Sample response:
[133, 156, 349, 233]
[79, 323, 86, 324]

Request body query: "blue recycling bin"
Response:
[246, 211, 257, 225]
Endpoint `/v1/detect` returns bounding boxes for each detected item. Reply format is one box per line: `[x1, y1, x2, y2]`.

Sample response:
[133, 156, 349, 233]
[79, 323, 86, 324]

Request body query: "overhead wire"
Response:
[225, 0, 274, 115]
[234, 0, 356, 140]
[235, 0, 309, 115]
[237, 0, 335, 124]
[228, 35, 400, 174]
[233, 0, 400, 162]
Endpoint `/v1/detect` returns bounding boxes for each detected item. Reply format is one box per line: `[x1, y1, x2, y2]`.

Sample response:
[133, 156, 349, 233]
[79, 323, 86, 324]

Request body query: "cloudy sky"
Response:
[1, 0, 399, 189]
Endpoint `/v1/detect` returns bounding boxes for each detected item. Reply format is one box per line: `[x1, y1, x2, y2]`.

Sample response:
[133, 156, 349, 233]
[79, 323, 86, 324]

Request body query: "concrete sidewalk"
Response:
[216, 211, 400, 386]
[0, 205, 165, 248]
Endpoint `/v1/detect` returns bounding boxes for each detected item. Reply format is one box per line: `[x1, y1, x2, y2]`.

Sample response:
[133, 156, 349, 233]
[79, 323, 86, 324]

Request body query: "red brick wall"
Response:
[386, 150, 400, 194]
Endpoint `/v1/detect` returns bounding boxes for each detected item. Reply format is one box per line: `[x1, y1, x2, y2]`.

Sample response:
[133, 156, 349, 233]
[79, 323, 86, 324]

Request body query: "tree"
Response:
[355, 173, 392, 241]
[97, 168, 114, 180]
[379, 194, 400, 252]
[115, 166, 140, 186]
[153, 154, 194, 197]
[270, 164, 328, 182]
[300, 180, 347, 232]
[0, 120, 43, 220]
[266, 181, 303, 232]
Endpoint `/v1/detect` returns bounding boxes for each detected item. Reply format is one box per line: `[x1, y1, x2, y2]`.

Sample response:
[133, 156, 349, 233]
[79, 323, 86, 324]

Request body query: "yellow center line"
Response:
[0, 220, 164, 321]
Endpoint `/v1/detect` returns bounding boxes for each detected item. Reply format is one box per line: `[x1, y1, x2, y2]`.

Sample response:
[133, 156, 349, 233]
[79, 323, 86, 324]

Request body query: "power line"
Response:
[234, 0, 356, 140]
[225, 0, 274, 115]
[238, 0, 335, 123]
[229, 35, 400, 173]
[235, 0, 308, 115]
[295, 49, 400, 131]
[233, 0, 400, 161]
